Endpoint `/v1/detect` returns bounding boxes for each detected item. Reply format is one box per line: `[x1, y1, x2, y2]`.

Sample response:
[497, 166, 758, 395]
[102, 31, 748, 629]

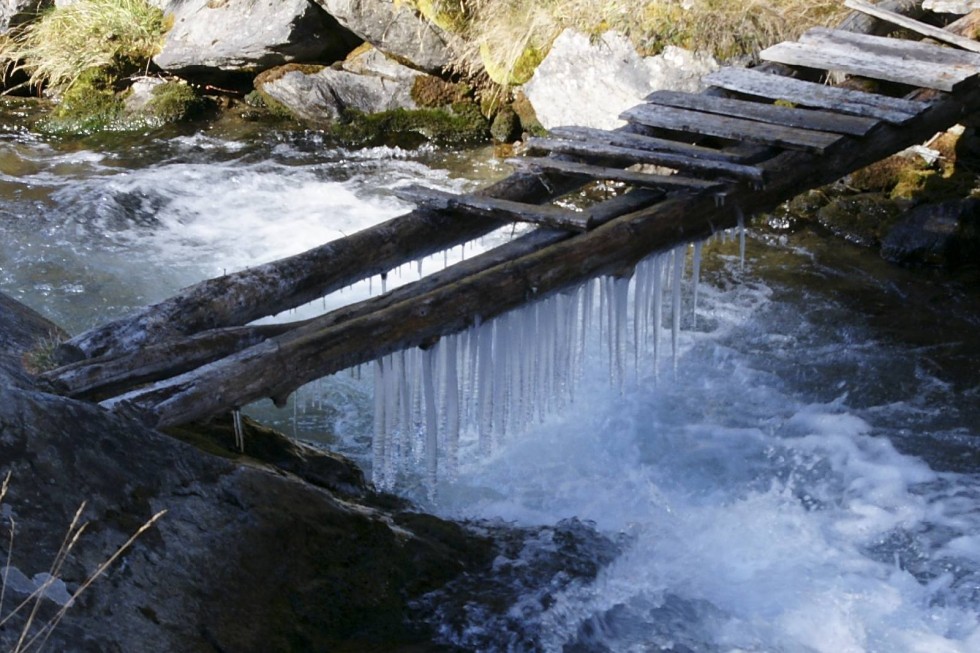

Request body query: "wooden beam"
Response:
[507, 157, 727, 191]
[622, 103, 845, 153]
[703, 67, 927, 124]
[102, 82, 980, 429]
[644, 89, 880, 136]
[845, 0, 980, 53]
[802, 27, 980, 66]
[548, 125, 748, 162]
[393, 184, 595, 231]
[524, 137, 768, 184]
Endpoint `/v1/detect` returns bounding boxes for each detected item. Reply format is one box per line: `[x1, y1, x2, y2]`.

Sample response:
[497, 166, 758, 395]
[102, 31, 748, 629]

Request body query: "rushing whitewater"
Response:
[2, 126, 978, 652]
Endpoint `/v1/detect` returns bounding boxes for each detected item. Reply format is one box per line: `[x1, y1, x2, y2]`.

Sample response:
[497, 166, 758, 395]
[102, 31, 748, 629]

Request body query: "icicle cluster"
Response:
[360, 224, 747, 497]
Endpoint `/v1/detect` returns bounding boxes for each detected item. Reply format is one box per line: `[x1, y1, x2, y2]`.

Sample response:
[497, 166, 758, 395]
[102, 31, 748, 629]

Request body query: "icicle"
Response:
[651, 255, 664, 374]
[417, 258, 424, 278]
[633, 261, 648, 380]
[692, 240, 703, 329]
[232, 409, 244, 452]
[422, 345, 439, 500]
[671, 246, 684, 371]
[478, 321, 494, 454]
[381, 272, 388, 295]
[372, 359, 387, 488]
[443, 335, 460, 479]
[492, 314, 509, 444]
[736, 204, 746, 271]
[613, 275, 630, 391]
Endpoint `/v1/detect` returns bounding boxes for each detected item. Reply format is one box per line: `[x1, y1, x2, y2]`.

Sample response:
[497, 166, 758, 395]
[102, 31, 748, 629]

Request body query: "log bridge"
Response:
[40, 2, 980, 430]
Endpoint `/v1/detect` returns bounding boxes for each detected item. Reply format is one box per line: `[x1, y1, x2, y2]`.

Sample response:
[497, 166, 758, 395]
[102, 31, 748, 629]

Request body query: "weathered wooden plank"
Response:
[703, 67, 927, 124]
[507, 157, 727, 191]
[802, 27, 980, 67]
[760, 40, 974, 92]
[524, 137, 768, 183]
[621, 103, 845, 153]
[644, 89, 879, 136]
[845, 0, 980, 53]
[548, 125, 747, 162]
[395, 184, 595, 231]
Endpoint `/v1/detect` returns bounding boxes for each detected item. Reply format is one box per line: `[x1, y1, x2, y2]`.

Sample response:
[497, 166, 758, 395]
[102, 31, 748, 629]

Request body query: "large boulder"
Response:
[310, 0, 454, 73]
[881, 198, 980, 267]
[0, 0, 50, 32]
[254, 47, 423, 123]
[522, 29, 718, 131]
[153, 0, 359, 77]
[0, 291, 492, 652]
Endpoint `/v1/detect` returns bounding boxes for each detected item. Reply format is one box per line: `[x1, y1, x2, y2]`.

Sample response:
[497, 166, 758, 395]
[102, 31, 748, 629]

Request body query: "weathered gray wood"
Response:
[802, 27, 980, 67]
[548, 125, 747, 162]
[761, 31, 980, 92]
[525, 137, 768, 184]
[394, 184, 595, 231]
[43, 189, 664, 400]
[103, 80, 980, 429]
[844, 0, 980, 53]
[644, 89, 880, 136]
[507, 157, 726, 191]
[703, 67, 927, 124]
[621, 103, 845, 153]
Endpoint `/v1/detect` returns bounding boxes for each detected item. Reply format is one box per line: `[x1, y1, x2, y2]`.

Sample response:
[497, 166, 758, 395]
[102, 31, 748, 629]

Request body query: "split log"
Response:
[44, 190, 663, 399]
[103, 81, 980, 429]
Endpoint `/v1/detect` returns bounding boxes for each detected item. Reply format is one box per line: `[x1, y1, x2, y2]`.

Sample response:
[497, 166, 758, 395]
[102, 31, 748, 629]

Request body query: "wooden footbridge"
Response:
[39, 2, 980, 431]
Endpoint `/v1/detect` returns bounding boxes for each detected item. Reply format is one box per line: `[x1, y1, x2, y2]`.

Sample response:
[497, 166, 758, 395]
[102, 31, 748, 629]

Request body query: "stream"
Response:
[2, 103, 979, 652]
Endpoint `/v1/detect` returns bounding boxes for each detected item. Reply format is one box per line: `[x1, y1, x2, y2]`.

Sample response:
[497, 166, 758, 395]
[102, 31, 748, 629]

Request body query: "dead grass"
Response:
[428, 0, 848, 86]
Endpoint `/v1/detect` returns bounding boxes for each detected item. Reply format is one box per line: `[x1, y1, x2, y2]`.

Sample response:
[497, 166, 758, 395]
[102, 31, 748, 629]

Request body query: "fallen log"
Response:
[45, 190, 663, 399]
[104, 79, 980, 429]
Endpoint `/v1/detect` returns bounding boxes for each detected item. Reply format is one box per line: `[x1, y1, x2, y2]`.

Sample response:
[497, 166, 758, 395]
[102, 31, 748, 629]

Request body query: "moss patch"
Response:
[40, 68, 123, 134]
[145, 81, 207, 123]
[411, 74, 471, 108]
[333, 105, 489, 147]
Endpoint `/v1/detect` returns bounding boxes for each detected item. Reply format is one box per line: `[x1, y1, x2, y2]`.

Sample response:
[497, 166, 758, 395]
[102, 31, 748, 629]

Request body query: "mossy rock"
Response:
[333, 104, 489, 147]
[480, 41, 547, 86]
[411, 74, 471, 108]
[143, 80, 207, 123]
[40, 68, 123, 135]
[412, 0, 468, 33]
[816, 192, 903, 248]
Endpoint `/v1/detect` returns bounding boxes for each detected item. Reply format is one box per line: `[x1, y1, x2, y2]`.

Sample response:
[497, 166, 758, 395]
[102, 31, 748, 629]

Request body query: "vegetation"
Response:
[415, 0, 848, 87]
[0, 0, 168, 95]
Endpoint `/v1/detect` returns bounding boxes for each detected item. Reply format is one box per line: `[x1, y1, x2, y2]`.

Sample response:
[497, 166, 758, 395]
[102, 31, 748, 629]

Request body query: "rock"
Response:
[522, 29, 718, 131]
[254, 48, 422, 123]
[0, 291, 494, 652]
[881, 198, 980, 267]
[0, 0, 50, 33]
[122, 77, 207, 125]
[0, 293, 65, 388]
[310, 0, 454, 73]
[816, 192, 903, 248]
[153, 0, 359, 77]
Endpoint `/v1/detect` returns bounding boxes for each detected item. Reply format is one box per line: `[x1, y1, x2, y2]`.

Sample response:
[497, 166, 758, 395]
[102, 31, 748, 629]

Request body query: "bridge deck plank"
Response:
[621, 103, 844, 153]
[703, 67, 926, 124]
[548, 125, 747, 162]
[506, 157, 726, 192]
[644, 90, 879, 136]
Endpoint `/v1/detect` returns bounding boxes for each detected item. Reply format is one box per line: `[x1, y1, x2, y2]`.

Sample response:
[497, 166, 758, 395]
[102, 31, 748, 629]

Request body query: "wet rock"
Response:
[0, 291, 494, 652]
[254, 47, 423, 123]
[0, 0, 50, 32]
[881, 198, 980, 267]
[0, 293, 65, 388]
[311, 0, 454, 73]
[815, 192, 904, 248]
[153, 0, 358, 77]
[522, 29, 718, 131]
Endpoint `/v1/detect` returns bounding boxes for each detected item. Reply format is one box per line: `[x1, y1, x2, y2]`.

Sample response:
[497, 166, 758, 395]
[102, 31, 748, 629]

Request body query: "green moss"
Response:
[333, 105, 489, 147]
[480, 41, 546, 86]
[411, 0, 469, 33]
[410, 75, 471, 108]
[145, 81, 206, 123]
[40, 68, 123, 134]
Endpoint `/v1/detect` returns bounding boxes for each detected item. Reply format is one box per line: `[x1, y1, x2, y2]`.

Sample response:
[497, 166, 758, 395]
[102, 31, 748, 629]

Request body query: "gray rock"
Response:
[311, 0, 454, 73]
[153, 0, 358, 76]
[522, 29, 718, 131]
[0, 292, 65, 389]
[0, 0, 50, 32]
[881, 198, 980, 267]
[255, 48, 422, 123]
[0, 291, 490, 652]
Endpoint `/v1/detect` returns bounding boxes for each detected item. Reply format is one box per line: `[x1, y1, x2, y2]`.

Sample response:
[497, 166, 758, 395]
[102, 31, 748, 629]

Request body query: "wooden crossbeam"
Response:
[548, 125, 747, 162]
[524, 137, 768, 184]
[761, 29, 980, 91]
[621, 103, 844, 153]
[845, 0, 980, 53]
[644, 90, 880, 136]
[394, 184, 596, 231]
[703, 67, 927, 124]
[506, 157, 727, 192]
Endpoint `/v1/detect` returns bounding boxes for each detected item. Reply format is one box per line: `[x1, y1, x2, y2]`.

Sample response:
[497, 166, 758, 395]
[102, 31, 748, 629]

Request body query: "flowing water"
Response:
[2, 104, 979, 652]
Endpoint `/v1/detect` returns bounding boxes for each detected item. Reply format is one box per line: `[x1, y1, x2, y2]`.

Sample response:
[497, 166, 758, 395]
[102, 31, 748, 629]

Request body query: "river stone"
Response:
[254, 47, 421, 123]
[153, 0, 358, 76]
[881, 198, 980, 267]
[0, 293, 65, 389]
[522, 30, 718, 131]
[0, 0, 50, 32]
[310, 0, 454, 73]
[0, 291, 493, 652]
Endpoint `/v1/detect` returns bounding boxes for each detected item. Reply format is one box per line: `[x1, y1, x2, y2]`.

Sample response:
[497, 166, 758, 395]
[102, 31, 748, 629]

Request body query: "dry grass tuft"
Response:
[0, 0, 168, 95]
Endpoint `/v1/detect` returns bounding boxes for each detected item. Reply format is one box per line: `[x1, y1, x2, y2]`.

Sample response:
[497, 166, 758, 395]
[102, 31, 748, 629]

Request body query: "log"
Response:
[103, 81, 980, 429]
[506, 157, 726, 191]
[844, 0, 980, 53]
[44, 190, 663, 399]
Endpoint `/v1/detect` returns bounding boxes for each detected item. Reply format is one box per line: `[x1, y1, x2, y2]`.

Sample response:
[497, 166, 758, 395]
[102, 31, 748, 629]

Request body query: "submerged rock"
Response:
[522, 29, 718, 131]
[153, 0, 359, 77]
